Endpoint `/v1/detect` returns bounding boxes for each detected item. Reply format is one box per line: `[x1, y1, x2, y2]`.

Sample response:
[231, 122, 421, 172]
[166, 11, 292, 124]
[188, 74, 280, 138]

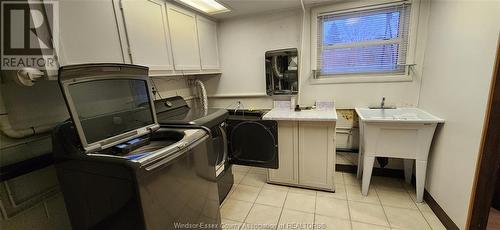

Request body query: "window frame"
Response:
[310, 0, 420, 84]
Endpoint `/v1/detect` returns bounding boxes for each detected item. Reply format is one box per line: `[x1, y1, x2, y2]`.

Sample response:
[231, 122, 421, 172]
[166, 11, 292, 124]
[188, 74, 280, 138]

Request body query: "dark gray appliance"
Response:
[155, 98, 279, 204]
[53, 64, 220, 230]
[155, 96, 232, 204]
[226, 110, 278, 169]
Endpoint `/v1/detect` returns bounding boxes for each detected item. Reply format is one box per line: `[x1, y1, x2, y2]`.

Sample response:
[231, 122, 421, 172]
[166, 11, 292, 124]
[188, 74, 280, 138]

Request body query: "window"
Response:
[316, 3, 412, 77]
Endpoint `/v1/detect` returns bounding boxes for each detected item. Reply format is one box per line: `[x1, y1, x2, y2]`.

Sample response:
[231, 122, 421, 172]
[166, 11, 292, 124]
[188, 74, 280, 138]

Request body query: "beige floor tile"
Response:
[289, 187, 317, 196]
[343, 173, 361, 185]
[317, 184, 347, 200]
[240, 173, 266, 188]
[377, 188, 417, 209]
[344, 154, 360, 165]
[255, 189, 287, 207]
[233, 165, 251, 173]
[278, 209, 314, 229]
[244, 204, 282, 225]
[403, 182, 415, 191]
[234, 172, 246, 184]
[222, 218, 243, 230]
[416, 201, 433, 213]
[337, 152, 358, 166]
[421, 211, 446, 230]
[408, 189, 417, 202]
[372, 176, 404, 190]
[351, 221, 391, 230]
[314, 214, 351, 230]
[384, 206, 431, 230]
[349, 201, 389, 227]
[221, 199, 253, 222]
[263, 183, 290, 192]
[283, 192, 316, 213]
[230, 184, 261, 202]
[334, 171, 345, 185]
[315, 196, 349, 219]
[403, 183, 418, 201]
[337, 155, 350, 164]
[346, 184, 380, 204]
[248, 167, 268, 175]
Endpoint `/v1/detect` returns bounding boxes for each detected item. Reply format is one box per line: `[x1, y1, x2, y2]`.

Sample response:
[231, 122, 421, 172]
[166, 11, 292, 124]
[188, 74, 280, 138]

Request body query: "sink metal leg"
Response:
[403, 159, 414, 184]
[416, 160, 427, 203]
[361, 156, 375, 196]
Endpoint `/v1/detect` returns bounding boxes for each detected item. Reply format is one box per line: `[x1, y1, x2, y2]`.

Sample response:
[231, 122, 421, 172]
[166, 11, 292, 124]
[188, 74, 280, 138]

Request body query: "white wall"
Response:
[298, 0, 429, 108]
[207, 1, 430, 109]
[205, 9, 302, 109]
[418, 0, 500, 228]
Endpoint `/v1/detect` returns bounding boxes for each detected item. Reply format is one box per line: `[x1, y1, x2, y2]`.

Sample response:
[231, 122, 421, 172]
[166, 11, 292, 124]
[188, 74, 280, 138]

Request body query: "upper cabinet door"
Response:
[196, 16, 220, 70]
[166, 4, 201, 70]
[120, 0, 173, 71]
[58, 0, 124, 65]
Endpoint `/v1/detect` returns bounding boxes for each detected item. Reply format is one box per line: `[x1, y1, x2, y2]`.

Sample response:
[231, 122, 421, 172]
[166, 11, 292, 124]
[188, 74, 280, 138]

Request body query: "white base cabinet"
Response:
[268, 121, 299, 184]
[268, 121, 336, 191]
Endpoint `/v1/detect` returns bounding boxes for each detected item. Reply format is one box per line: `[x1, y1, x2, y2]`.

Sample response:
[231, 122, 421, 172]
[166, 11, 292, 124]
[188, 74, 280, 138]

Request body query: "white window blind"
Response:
[317, 3, 412, 76]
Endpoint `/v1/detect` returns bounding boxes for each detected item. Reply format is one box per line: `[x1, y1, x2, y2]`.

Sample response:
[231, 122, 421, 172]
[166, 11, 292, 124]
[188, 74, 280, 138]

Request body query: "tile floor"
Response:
[220, 165, 446, 230]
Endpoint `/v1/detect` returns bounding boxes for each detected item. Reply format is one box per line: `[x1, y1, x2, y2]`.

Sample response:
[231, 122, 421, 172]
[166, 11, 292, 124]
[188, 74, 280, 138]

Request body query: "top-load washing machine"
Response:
[53, 64, 220, 230]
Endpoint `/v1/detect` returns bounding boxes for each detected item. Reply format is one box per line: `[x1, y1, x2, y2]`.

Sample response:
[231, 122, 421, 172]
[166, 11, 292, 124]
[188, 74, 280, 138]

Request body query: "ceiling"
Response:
[211, 0, 337, 19]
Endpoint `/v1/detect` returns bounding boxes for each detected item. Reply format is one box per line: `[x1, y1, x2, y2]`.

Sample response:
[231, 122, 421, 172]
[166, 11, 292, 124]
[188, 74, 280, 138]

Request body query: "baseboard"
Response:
[423, 190, 460, 230]
[336, 164, 460, 230]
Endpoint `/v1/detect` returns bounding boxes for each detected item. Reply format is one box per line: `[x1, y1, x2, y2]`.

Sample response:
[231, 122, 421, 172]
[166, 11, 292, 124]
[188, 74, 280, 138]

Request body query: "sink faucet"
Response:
[369, 97, 396, 109]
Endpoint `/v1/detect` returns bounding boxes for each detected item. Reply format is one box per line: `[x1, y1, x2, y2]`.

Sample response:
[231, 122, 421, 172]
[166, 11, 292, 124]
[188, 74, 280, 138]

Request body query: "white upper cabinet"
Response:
[196, 16, 220, 70]
[119, 0, 174, 72]
[58, 0, 124, 65]
[166, 4, 201, 70]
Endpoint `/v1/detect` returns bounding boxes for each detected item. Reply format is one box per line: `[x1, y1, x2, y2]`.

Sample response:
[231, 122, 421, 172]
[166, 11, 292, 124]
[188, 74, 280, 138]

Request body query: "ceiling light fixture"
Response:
[177, 0, 230, 15]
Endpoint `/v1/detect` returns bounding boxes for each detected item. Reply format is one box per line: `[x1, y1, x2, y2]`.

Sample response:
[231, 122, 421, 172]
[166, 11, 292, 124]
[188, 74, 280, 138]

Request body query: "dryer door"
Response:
[227, 120, 278, 169]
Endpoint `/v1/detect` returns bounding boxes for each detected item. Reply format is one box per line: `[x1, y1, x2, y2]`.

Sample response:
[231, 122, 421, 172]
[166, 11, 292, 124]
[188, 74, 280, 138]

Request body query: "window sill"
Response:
[309, 74, 413, 84]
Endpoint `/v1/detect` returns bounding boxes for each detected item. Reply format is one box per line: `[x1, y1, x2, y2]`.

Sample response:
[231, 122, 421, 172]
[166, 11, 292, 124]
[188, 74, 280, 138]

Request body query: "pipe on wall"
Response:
[194, 79, 208, 112]
[0, 90, 55, 139]
[297, 0, 306, 105]
[0, 116, 54, 139]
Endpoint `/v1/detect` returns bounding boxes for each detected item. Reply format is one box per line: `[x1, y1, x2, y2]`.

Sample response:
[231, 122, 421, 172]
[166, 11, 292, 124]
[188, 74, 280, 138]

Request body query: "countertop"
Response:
[262, 108, 338, 121]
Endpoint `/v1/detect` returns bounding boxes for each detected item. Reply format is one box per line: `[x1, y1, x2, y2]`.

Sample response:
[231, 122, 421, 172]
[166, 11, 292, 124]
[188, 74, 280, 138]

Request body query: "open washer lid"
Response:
[58, 63, 160, 153]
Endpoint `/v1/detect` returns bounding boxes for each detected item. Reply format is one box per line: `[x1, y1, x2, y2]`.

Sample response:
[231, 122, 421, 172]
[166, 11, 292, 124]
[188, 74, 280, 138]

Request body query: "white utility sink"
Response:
[355, 107, 444, 203]
[355, 108, 444, 123]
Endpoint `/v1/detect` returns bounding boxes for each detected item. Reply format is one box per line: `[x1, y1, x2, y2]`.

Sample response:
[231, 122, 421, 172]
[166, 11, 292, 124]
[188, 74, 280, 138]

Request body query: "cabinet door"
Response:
[58, 0, 124, 65]
[196, 16, 220, 70]
[298, 121, 336, 189]
[120, 0, 173, 71]
[268, 121, 298, 184]
[166, 4, 201, 70]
